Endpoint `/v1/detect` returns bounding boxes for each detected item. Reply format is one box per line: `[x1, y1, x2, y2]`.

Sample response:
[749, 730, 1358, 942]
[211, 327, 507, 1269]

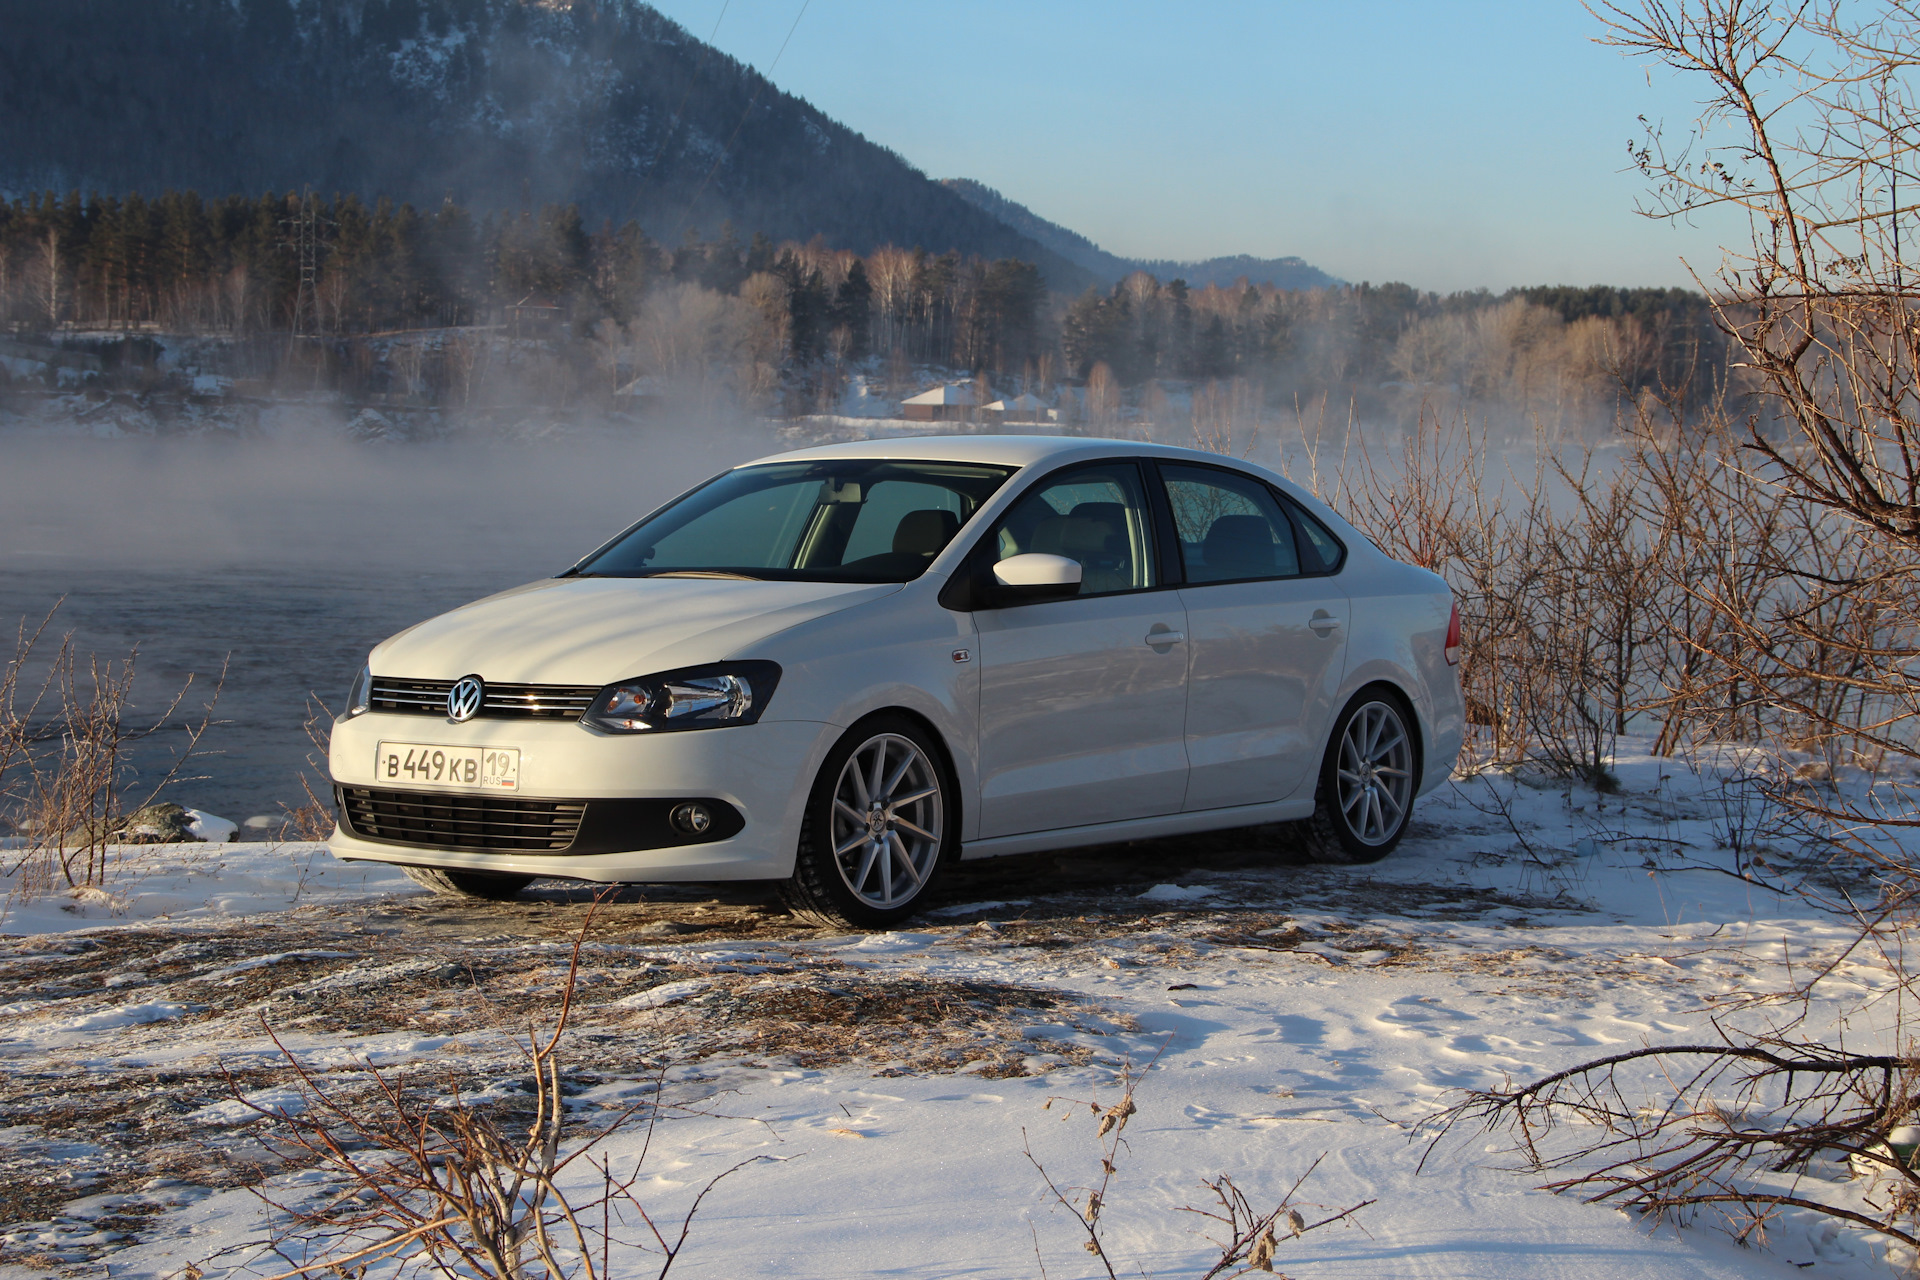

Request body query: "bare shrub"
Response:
[237, 903, 759, 1280]
[0, 605, 224, 897]
[1396, 0, 1920, 1262]
[1425, 1020, 1920, 1252]
[1025, 1045, 1370, 1277]
[1304, 408, 1683, 780]
[1189, 377, 1262, 457]
[278, 693, 338, 843]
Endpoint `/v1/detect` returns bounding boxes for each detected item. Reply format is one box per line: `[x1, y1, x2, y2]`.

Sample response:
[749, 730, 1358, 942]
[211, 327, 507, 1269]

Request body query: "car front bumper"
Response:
[326, 712, 831, 882]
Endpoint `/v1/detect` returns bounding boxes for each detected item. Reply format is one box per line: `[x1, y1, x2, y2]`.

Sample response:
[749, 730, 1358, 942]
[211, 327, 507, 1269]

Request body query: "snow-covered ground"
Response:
[0, 740, 1908, 1278]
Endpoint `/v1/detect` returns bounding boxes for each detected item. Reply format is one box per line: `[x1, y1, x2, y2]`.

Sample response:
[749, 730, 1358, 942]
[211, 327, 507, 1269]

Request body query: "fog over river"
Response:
[0, 427, 774, 824]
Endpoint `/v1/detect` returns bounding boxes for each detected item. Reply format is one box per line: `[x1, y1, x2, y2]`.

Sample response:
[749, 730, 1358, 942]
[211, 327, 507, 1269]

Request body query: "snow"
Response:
[1137, 881, 1219, 901]
[0, 840, 415, 934]
[47, 1000, 197, 1033]
[835, 373, 897, 417]
[184, 808, 238, 843]
[183, 1088, 308, 1128]
[0, 739, 1912, 1277]
[613, 978, 709, 1008]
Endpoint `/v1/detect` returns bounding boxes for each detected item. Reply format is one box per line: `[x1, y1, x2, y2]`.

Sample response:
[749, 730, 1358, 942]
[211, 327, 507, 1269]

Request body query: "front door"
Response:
[1158, 462, 1350, 810]
[972, 461, 1190, 839]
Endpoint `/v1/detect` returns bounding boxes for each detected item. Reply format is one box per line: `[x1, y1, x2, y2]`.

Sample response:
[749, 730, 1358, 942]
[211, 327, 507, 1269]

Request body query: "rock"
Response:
[66, 803, 238, 845]
[116, 803, 196, 844]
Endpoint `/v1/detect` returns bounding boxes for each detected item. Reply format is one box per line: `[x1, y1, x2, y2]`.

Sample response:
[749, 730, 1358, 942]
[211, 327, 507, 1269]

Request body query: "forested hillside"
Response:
[942, 179, 1339, 291]
[0, 185, 1725, 435]
[0, 190, 1048, 372]
[0, 0, 1092, 289]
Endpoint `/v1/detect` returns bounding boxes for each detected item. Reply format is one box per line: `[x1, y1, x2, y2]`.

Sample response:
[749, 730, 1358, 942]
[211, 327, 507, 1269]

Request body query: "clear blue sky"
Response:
[643, 0, 1739, 293]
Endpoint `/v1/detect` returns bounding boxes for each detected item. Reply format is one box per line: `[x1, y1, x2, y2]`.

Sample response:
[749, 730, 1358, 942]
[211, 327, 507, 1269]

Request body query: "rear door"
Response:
[1156, 462, 1349, 811]
[971, 460, 1191, 838]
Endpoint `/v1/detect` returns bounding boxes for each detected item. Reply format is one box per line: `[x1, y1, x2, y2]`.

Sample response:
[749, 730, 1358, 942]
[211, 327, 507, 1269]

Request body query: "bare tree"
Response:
[28, 227, 61, 329]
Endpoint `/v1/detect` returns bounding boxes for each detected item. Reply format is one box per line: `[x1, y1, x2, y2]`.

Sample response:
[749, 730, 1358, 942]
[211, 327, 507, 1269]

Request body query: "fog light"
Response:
[670, 803, 713, 836]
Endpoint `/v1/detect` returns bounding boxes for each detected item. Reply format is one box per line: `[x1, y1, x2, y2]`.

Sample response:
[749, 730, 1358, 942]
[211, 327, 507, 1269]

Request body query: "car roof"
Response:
[741, 434, 1274, 473]
[734, 432, 1379, 562]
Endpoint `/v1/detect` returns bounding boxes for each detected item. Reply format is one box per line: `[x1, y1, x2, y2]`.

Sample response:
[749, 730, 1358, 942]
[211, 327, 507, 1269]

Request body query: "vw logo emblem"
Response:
[447, 676, 484, 723]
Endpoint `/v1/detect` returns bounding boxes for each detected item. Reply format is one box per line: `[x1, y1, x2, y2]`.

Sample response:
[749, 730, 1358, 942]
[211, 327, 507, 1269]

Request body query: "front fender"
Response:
[736, 576, 983, 838]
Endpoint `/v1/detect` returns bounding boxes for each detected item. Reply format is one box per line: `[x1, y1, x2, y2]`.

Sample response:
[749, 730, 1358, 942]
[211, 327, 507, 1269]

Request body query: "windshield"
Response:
[571, 459, 1016, 582]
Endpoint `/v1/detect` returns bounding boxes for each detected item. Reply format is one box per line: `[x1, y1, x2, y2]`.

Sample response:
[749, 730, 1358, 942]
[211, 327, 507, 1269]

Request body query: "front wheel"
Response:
[1299, 690, 1419, 865]
[401, 866, 535, 900]
[780, 714, 956, 928]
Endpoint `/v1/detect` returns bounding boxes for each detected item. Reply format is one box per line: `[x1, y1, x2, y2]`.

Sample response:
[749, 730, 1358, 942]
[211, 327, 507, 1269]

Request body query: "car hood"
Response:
[370, 576, 902, 686]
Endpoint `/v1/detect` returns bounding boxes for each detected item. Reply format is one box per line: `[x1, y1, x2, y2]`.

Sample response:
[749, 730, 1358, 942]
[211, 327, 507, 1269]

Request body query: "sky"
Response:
[642, 0, 1742, 294]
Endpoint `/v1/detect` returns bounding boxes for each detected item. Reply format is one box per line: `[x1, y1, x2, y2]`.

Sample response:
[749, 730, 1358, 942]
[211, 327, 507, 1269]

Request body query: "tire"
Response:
[401, 866, 535, 900]
[1299, 687, 1420, 865]
[780, 713, 957, 929]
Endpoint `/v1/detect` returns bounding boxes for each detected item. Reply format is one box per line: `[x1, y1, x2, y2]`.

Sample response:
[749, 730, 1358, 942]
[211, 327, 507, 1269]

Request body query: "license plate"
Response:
[376, 742, 521, 790]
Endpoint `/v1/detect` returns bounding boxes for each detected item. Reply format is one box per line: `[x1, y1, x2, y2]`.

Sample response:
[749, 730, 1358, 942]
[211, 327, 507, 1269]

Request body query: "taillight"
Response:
[1444, 601, 1462, 666]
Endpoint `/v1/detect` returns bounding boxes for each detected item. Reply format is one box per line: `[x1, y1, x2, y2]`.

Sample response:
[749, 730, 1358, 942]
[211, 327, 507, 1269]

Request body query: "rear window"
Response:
[1280, 495, 1346, 574]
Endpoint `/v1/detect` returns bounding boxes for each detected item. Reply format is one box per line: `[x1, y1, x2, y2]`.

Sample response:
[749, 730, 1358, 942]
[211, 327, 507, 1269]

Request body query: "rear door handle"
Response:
[1309, 612, 1341, 634]
[1145, 629, 1185, 646]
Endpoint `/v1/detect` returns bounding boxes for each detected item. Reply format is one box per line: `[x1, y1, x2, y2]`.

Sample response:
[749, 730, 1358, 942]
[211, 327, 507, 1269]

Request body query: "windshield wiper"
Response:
[647, 570, 763, 581]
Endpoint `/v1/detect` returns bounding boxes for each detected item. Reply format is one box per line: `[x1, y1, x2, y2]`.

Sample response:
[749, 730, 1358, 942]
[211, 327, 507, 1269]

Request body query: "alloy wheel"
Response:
[1334, 701, 1413, 846]
[828, 731, 945, 910]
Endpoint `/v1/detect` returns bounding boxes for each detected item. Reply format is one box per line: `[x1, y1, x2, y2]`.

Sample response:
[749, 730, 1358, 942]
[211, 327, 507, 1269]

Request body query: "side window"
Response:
[1281, 496, 1346, 575]
[1161, 464, 1301, 584]
[838, 480, 967, 567]
[990, 462, 1156, 596]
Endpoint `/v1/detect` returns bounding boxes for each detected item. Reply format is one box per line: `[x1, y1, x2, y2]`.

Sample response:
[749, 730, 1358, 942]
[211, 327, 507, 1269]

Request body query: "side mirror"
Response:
[991, 553, 1082, 603]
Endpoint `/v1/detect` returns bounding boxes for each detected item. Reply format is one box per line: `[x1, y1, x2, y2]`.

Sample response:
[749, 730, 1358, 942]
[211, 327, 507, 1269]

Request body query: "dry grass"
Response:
[623, 970, 1119, 1077]
[0, 913, 1139, 1270]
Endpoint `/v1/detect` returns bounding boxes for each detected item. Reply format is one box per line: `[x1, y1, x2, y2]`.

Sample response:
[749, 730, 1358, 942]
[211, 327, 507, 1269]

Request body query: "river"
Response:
[0, 426, 773, 825]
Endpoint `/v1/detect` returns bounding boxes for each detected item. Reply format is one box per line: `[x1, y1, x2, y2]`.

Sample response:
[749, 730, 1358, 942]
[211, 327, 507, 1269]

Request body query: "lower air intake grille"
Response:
[336, 785, 586, 851]
[369, 677, 601, 720]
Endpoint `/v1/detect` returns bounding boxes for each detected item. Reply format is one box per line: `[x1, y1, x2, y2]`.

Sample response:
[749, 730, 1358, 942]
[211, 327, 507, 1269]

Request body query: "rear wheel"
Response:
[781, 714, 956, 928]
[1299, 689, 1418, 865]
[401, 866, 535, 900]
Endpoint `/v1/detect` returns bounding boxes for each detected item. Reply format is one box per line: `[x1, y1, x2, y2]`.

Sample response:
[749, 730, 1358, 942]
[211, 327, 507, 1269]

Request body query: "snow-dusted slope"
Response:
[0, 1, 1095, 288]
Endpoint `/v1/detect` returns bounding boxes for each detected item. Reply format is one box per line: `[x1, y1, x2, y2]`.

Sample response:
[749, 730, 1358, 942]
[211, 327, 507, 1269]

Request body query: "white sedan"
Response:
[328, 435, 1463, 926]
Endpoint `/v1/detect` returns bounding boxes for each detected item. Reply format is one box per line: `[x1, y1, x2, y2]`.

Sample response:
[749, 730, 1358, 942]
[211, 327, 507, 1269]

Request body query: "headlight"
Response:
[344, 665, 372, 719]
[583, 662, 782, 733]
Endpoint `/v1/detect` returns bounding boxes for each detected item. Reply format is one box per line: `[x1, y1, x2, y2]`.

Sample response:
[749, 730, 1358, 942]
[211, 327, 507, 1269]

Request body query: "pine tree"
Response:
[830, 258, 872, 359]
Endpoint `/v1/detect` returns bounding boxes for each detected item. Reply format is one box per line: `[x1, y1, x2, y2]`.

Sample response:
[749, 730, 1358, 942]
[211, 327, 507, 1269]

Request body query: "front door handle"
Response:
[1145, 627, 1185, 647]
[1309, 611, 1341, 635]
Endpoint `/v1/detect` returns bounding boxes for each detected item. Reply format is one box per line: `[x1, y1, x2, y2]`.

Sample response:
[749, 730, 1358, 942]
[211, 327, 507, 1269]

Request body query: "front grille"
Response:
[337, 785, 586, 851]
[369, 677, 601, 720]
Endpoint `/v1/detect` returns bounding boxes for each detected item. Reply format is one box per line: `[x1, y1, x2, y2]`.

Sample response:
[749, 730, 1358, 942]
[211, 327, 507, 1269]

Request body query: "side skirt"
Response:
[959, 796, 1318, 861]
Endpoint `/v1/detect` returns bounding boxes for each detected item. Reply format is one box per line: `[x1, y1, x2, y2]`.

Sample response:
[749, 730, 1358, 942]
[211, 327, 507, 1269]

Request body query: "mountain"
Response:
[942, 178, 1340, 292]
[0, 0, 1094, 290]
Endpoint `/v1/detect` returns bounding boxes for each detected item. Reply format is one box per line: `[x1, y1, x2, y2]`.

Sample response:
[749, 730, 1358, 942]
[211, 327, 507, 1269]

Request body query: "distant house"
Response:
[614, 374, 669, 408]
[985, 392, 1049, 424]
[509, 294, 561, 339]
[901, 383, 981, 422]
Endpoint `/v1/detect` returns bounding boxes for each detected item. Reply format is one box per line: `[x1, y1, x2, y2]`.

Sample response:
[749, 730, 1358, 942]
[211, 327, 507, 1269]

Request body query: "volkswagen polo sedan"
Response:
[329, 436, 1463, 926]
